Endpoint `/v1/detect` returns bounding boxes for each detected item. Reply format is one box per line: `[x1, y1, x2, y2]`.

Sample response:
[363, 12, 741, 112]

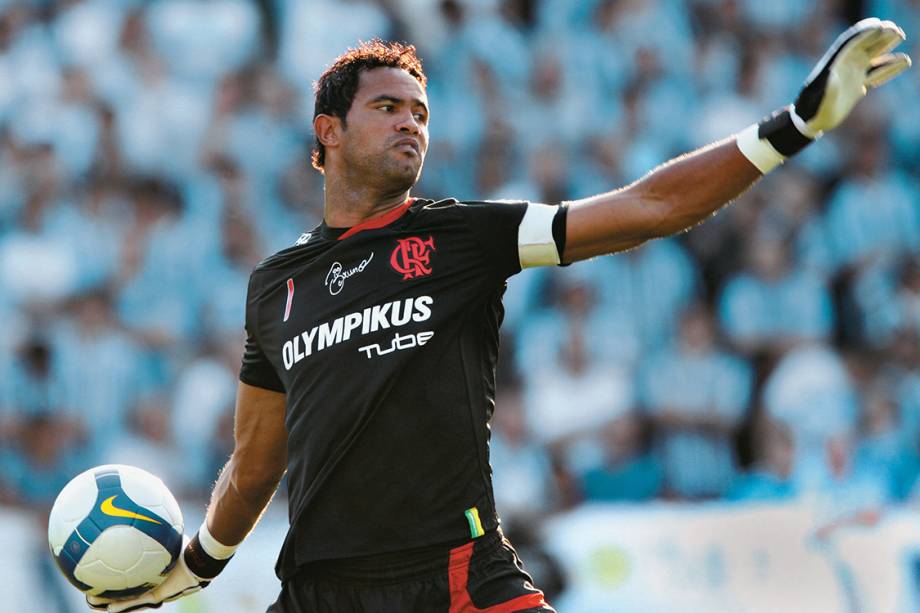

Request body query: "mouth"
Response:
[393, 139, 421, 156]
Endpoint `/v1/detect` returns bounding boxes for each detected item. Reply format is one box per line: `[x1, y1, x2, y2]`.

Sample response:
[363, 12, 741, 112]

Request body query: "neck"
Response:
[322, 167, 411, 228]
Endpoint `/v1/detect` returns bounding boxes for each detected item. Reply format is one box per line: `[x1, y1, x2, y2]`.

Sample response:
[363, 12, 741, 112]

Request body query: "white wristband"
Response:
[789, 107, 822, 139]
[735, 123, 786, 175]
[198, 520, 238, 560]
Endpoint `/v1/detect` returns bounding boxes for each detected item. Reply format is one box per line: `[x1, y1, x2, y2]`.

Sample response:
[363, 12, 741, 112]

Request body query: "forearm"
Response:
[205, 452, 285, 546]
[623, 139, 761, 236]
[196, 381, 287, 550]
[564, 138, 761, 261]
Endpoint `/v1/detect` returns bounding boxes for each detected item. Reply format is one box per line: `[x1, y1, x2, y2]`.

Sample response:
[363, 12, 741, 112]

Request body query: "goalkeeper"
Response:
[89, 18, 909, 613]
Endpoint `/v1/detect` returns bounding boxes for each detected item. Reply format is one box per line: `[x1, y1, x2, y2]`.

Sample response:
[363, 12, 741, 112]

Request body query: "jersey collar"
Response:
[322, 198, 416, 242]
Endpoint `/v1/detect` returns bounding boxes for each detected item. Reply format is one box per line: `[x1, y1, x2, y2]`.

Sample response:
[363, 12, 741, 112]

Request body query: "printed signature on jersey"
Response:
[325, 252, 375, 295]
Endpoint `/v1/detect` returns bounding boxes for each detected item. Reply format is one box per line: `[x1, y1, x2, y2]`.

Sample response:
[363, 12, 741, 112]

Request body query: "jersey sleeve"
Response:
[457, 200, 568, 280]
[239, 272, 286, 393]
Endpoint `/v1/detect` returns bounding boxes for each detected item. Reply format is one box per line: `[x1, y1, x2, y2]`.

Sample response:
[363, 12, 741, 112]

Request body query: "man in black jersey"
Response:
[89, 19, 910, 613]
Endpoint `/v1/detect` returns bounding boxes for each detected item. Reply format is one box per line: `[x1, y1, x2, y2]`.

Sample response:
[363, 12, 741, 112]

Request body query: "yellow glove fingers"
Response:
[839, 21, 903, 71]
[862, 23, 906, 59]
[843, 24, 885, 61]
[864, 52, 912, 88]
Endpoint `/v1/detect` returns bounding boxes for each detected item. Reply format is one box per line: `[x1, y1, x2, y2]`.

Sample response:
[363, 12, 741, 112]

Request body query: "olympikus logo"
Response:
[390, 236, 435, 280]
[281, 295, 433, 370]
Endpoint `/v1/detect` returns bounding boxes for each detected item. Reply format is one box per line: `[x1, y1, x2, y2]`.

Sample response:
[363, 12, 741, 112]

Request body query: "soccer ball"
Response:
[47, 464, 184, 598]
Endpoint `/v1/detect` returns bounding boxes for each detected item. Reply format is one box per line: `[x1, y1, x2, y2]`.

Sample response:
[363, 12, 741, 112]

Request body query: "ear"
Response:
[314, 114, 342, 150]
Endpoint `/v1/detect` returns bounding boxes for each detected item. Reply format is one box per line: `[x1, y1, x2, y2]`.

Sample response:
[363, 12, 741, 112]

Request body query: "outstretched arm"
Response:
[563, 18, 910, 264]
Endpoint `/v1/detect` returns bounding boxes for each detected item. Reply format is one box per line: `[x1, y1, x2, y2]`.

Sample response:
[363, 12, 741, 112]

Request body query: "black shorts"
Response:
[267, 530, 555, 613]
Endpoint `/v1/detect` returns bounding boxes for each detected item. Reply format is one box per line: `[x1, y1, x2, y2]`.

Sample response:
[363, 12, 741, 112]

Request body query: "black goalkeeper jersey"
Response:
[239, 197, 565, 581]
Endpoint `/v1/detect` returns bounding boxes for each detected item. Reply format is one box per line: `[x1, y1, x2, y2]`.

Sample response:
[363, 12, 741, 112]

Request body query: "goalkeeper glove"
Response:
[86, 526, 235, 612]
[737, 17, 911, 174]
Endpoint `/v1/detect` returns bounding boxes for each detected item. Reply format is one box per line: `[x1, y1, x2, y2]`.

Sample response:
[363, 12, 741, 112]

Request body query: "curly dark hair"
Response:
[311, 39, 427, 171]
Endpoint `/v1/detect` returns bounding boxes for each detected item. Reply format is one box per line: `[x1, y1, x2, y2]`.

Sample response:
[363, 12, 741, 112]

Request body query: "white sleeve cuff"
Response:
[736, 123, 786, 175]
[518, 203, 560, 268]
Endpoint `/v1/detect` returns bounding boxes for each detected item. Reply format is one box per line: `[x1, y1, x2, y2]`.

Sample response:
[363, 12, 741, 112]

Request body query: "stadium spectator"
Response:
[115, 179, 205, 350]
[719, 231, 834, 355]
[0, 152, 77, 307]
[823, 132, 920, 271]
[146, 0, 260, 83]
[6, 331, 89, 472]
[43, 177, 127, 294]
[728, 417, 797, 501]
[580, 410, 663, 502]
[199, 202, 263, 339]
[882, 330, 920, 450]
[522, 298, 634, 454]
[101, 399, 183, 493]
[853, 381, 920, 501]
[0, 412, 82, 509]
[810, 433, 889, 538]
[490, 385, 557, 523]
[852, 255, 920, 348]
[169, 341, 239, 494]
[517, 267, 639, 376]
[277, 0, 393, 89]
[7, 335, 65, 418]
[640, 304, 751, 498]
[509, 44, 595, 151]
[764, 344, 860, 490]
[596, 238, 699, 352]
[51, 289, 149, 461]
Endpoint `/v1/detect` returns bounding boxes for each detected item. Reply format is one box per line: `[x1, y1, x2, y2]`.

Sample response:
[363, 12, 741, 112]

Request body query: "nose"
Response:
[395, 110, 420, 135]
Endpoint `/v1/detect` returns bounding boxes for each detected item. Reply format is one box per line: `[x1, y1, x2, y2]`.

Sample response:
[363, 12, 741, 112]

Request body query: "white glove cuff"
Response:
[198, 520, 238, 560]
[736, 123, 786, 175]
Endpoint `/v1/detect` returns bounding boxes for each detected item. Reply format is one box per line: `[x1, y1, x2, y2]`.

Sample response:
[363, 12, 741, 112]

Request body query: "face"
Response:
[764, 421, 794, 478]
[681, 308, 713, 352]
[329, 67, 429, 190]
[750, 237, 786, 280]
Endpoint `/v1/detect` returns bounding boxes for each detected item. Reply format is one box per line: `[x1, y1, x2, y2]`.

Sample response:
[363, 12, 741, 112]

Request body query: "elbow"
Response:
[643, 197, 703, 239]
[638, 199, 677, 240]
[616, 184, 678, 240]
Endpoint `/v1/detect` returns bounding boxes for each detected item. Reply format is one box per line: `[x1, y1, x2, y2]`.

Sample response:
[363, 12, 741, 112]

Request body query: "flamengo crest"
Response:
[390, 236, 435, 280]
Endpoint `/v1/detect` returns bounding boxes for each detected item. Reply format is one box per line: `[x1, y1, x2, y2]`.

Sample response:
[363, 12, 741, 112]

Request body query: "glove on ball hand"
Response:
[738, 18, 911, 174]
[86, 536, 209, 613]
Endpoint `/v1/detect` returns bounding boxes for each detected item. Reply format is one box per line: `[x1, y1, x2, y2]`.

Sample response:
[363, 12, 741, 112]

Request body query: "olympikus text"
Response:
[281, 295, 434, 370]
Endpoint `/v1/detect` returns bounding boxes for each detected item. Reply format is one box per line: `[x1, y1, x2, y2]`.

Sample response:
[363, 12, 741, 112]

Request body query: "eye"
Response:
[414, 112, 428, 122]
[379, 104, 394, 112]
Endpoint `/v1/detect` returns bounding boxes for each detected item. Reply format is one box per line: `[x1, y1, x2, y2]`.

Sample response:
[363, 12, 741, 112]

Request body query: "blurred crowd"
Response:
[0, 0, 918, 562]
